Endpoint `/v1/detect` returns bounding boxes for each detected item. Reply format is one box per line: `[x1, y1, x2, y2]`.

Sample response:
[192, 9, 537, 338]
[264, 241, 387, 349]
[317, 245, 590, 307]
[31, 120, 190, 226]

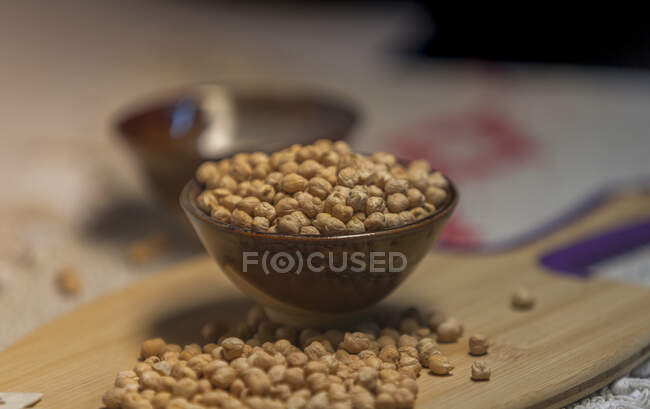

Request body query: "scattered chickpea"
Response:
[428, 354, 454, 376]
[437, 318, 463, 343]
[141, 338, 166, 359]
[512, 288, 536, 310]
[469, 334, 489, 356]
[54, 266, 82, 296]
[471, 360, 491, 381]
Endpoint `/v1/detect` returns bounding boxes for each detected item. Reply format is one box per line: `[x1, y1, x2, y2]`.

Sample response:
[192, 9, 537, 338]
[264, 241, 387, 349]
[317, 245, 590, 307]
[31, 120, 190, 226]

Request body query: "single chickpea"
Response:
[273, 192, 288, 205]
[290, 211, 311, 226]
[384, 213, 401, 229]
[220, 194, 242, 211]
[346, 218, 365, 233]
[298, 159, 322, 179]
[279, 161, 299, 175]
[407, 169, 429, 191]
[141, 338, 166, 359]
[196, 162, 220, 188]
[350, 385, 375, 409]
[251, 163, 271, 180]
[437, 318, 463, 343]
[296, 145, 319, 162]
[357, 367, 379, 392]
[393, 387, 415, 409]
[275, 197, 300, 217]
[471, 360, 491, 381]
[231, 159, 252, 182]
[512, 288, 535, 310]
[249, 152, 269, 166]
[347, 188, 368, 212]
[321, 150, 340, 167]
[300, 226, 320, 235]
[172, 377, 199, 399]
[425, 186, 447, 206]
[332, 141, 351, 155]
[364, 212, 386, 231]
[197, 191, 219, 214]
[331, 203, 354, 223]
[218, 175, 238, 193]
[277, 215, 301, 234]
[428, 354, 453, 376]
[221, 337, 245, 360]
[384, 178, 409, 195]
[236, 196, 261, 215]
[243, 367, 272, 395]
[281, 173, 308, 194]
[366, 196, 386, 214]
[256, 184, 276, 202]
[410, 207, 427, 220]
[406, 188, 425, 209]
[210, 206, 232, 224]
[307, 177, 333, 199]
[339, 332, 371, 354]
[337, 167, 359, 188]
[287, 351, 309, 367]
[372, 152, 397, 167]
[297, 193, 323, 218]
[252, 216, 270, 231]
[231, 209, 253, 229]
[253, 202, 276, 221]
[317, 214, 347, 235]
[469, 334, 489, 356]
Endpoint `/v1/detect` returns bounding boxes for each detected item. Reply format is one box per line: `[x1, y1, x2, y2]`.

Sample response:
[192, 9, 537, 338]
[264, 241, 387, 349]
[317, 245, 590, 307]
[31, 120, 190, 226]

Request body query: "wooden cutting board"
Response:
[2, 191, 650, 409]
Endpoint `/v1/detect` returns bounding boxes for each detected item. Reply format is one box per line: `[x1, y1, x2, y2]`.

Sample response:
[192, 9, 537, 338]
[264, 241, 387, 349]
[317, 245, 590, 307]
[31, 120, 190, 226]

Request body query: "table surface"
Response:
[1, 2, 650, 408]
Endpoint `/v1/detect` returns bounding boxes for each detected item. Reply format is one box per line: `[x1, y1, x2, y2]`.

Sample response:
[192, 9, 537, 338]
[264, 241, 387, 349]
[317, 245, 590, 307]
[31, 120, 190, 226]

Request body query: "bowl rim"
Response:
[180, 174, 459, 242]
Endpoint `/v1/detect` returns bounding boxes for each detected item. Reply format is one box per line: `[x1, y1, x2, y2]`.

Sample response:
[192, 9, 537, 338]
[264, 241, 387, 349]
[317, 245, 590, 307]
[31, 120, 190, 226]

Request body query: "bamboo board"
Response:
[1, 191, 650, 409]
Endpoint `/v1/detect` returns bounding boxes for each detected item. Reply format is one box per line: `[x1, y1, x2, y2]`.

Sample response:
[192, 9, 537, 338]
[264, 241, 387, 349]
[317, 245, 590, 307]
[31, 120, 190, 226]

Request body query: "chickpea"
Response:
[298, 159, 322, 179]
[471, 360, 491, 381]
[366, 196, 386, 214]
[346, 218, 365, 233]
[281, 173, 308, 194]
[252, 216, 270, 231]
[275, 197, 300, 217]
[337, 167, 359, 188]
[231, 209, 253, 229]
[278, 161, 299, 175]
[469, 334, 489, 356]
[196, 162, 220, 187]
[364, 212, 386, 231]
[300, 226, 320, 235]
[307, 177, 333, 200]
[384, 178, 409, 195]
[243, 368, 271, 395]
[321, 150, 340, 167]
[428, 171, 448, 188]
[384, 213, 401, 229]
[253, 202, 276, 221]
[266, 172, 284, 190]
[437, 318, 463, 343]
[425, 186, 447, 206]
[331, 203, 353, 223]
[428, 354, 453, 376]
[196, 190, 219, 214]
[278, 215, 301, 234]
[347, 188, 368, 212]
[512, 288, 535, 310]
[141, 338, 166, 359]
[236, 196, 260, 215]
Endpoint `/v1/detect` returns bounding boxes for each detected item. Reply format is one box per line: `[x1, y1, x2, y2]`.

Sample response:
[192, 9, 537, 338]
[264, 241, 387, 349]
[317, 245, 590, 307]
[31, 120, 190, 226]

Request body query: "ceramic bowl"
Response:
[180, 176, 458, 326]
[115, 85, 358, 211]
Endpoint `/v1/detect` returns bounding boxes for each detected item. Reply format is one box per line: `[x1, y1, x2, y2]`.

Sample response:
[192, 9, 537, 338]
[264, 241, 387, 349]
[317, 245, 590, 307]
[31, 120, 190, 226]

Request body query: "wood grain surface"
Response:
[1, 191, 650, 409]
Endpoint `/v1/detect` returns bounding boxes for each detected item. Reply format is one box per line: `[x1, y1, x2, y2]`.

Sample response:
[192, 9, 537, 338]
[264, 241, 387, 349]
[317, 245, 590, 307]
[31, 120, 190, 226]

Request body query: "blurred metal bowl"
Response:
[114, 84, 359, 209]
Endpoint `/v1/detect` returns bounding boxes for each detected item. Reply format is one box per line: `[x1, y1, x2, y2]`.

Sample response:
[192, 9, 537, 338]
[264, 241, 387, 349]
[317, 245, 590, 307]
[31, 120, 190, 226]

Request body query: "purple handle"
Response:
[540, 218, 650, 278]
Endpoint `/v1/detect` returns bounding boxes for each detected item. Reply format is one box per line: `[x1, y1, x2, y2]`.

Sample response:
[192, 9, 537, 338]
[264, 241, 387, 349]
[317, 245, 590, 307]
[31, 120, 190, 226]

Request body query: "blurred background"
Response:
[2, 0, 650, 366]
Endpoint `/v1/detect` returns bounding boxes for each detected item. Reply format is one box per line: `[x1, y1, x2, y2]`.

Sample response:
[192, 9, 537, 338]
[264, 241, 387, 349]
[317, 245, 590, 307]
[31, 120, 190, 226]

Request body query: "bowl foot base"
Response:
[264, 306, 369, 328]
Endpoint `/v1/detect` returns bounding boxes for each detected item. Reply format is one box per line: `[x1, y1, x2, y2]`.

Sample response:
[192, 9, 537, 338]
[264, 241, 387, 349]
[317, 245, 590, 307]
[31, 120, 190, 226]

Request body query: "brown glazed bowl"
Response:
[115, 85, 358, 211]
[180, 178, 458, 327]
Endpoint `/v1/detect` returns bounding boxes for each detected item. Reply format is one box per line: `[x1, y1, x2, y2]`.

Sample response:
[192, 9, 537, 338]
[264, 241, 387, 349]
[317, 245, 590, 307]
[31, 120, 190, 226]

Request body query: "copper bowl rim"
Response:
[180, 175, 459, 243]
